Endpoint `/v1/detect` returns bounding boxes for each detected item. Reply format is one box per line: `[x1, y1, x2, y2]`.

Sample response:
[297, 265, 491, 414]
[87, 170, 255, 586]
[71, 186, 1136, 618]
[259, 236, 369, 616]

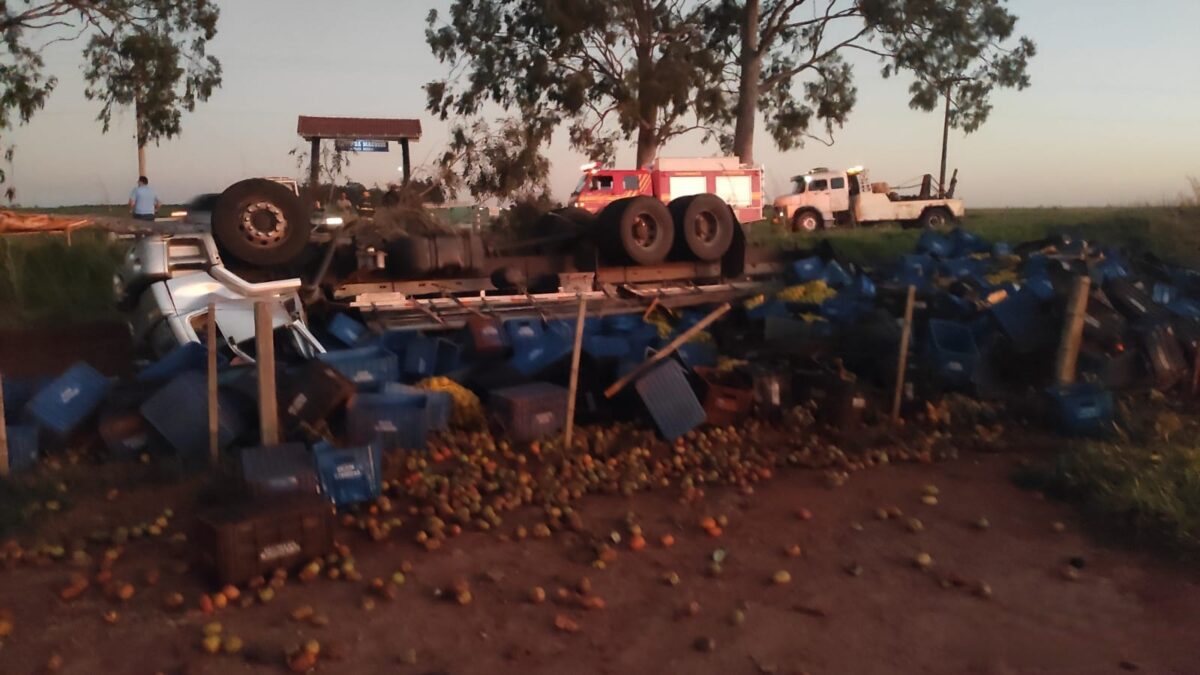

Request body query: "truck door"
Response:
[805, 177, 832, 220]
[572, 172, 618, 213]
[828, 175, 850, 214]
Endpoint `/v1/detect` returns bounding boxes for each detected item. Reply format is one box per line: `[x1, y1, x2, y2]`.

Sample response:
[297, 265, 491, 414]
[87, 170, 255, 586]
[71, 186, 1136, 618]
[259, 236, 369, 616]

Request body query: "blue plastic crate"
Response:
[241, 443, 318, 496]
[509, 332, 573, 376]
[992, 242, 1013, 257]
[821, 261, 853, 289]
[602, 313, 642, 333]
[318, 346, 399, 391]
[584, 334, 632, 359]
[1048, 383, 1113, 436]
[916, 230, 953, 258]
[504, 319, 545, 350]
[327, 313, 370, 347]
[899, 254, 935, 279]
[820, 296, 867, 325]
[926, 320, 979, 389]
[313, 441, 382, 507]
[634, 360, 705, 440]
[747, 298, 789, 320]
[849, 275, 876, 299]
[434, 338, 462, 374]
[1152, 283, 1178, 305]
[376, 329, 420, 359]
[938, 257, 986, 280]
[347, 392, 429, 449]
[136, 342, 213, 383]
[1166, 298, 1200, 319]
[141, 371, 246, 460]
[949, 228, 990, 257]
[989, 290, 1046, 354]
[5, 424, 39, 472]
[1091, 259, 1129, 285]
[2, 377, 45, 424]
[676, 342, 718, 369]
[1024, 274, 1056, 301]
[382, 382, 452, 431]
[24, 362, 111, 437]
[790, 256, 825, 282]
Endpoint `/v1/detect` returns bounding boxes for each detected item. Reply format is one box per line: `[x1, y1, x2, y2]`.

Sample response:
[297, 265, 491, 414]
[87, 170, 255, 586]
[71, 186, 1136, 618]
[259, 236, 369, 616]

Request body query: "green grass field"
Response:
[753, 205, 1200, 267]
[0, 229, 126, 329]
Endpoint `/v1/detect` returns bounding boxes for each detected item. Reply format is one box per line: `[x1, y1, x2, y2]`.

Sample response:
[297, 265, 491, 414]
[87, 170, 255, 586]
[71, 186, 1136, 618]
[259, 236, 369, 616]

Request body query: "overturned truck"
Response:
[120, 158, 784, 356]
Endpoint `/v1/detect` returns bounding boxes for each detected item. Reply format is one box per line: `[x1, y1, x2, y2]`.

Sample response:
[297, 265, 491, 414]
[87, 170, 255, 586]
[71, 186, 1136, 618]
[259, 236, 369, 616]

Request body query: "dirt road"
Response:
[1, 452, 1196, 675]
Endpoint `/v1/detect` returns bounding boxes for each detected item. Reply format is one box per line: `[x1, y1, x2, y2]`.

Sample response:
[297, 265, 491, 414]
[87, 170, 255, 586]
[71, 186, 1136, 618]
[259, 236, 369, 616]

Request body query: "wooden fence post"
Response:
[1055, 276, 1091, 387]
[564, 296, 587, 447]
[255, 301, 280, 446]
[891, 285, 917, 422]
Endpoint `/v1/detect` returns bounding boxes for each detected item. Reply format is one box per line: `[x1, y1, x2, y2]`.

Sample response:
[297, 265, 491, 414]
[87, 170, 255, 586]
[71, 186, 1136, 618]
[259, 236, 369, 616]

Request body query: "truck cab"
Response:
[569, 165, 649, 213]
[774, 167, 856, 230]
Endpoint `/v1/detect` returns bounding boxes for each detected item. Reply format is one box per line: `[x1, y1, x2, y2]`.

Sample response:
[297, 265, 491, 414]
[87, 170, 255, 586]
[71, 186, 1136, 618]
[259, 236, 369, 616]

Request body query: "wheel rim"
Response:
[796, 213, 818, 232]
[927, 213, 946, 229]
[239, 201, 288, 247]
[631, 213, 659, 249]
[691, 211, 719, 244]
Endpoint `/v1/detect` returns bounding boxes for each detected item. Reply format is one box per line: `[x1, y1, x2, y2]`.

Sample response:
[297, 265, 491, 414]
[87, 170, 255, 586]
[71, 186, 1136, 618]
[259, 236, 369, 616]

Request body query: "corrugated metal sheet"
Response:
[297, 116, 422, 140]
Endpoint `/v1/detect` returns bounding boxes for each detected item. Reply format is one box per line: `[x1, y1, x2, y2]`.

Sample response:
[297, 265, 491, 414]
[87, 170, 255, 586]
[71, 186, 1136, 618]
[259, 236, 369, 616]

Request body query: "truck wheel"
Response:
[669, 194, 735, 261]
[919, 206, 955, 230]
[600, 196, 675, 266]
[790, 208, 824, 233]
[212, 178, 311, 267]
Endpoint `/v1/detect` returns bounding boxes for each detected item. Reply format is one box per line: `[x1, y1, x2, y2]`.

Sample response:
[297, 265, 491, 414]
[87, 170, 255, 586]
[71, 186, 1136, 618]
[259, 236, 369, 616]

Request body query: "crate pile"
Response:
[7, 227, 1200, 479]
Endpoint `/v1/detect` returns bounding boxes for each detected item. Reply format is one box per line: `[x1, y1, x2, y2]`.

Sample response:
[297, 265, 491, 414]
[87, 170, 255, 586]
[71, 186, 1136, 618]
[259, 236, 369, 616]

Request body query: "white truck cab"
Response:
[774, 166, 965, 232]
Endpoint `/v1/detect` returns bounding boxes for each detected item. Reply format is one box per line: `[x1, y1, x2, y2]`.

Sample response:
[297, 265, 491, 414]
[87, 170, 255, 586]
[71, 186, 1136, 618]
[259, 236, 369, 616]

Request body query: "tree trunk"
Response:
[731, 0, 762, 165]
[633, 0, 659, 167]
[137, 143, 147, 177]
[939, 83, 951, 198]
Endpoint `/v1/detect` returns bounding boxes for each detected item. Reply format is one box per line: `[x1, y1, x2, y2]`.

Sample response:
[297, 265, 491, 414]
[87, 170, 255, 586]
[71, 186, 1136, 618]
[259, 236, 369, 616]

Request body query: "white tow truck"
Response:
[773, 166, 965, 232]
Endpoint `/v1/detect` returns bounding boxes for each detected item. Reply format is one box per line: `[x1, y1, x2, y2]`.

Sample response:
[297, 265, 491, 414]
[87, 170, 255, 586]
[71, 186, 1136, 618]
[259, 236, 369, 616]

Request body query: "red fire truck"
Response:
[564, 157, 764, 265]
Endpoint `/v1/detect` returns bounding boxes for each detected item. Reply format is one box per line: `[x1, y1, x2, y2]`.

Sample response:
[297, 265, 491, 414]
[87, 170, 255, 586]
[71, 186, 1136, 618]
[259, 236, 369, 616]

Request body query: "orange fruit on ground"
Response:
[629, 535, 646, 552]
[199, 594, 215, 614]
[660, 534, 676, 548]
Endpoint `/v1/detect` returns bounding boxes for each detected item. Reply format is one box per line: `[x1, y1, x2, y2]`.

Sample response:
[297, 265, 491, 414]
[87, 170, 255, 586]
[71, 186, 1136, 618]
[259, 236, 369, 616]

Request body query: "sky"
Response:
[6, 0, 1200, 208]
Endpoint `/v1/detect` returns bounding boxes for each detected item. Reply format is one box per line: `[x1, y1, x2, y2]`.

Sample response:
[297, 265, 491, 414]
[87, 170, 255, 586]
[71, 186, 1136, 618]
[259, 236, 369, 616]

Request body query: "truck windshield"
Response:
[571, 173, 589, 197]
[791, 178, 807, 194]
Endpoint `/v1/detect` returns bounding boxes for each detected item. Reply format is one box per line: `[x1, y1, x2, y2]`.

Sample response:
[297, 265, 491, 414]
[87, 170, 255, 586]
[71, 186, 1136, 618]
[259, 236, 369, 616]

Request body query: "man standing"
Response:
[128, 176, 160, 221]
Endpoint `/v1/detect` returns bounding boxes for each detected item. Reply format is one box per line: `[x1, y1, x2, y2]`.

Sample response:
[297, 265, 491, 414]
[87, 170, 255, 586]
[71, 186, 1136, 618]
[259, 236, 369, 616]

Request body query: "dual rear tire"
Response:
[598, 193, 735, 265]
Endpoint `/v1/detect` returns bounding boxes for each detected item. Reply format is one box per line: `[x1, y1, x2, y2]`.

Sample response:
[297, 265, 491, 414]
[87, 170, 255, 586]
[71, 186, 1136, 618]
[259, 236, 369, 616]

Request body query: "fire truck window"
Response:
[623, 176, 639, 191]
[831, 177, 845, 189]
[810, 179, 828, 191]
[591, 176, 613, 191]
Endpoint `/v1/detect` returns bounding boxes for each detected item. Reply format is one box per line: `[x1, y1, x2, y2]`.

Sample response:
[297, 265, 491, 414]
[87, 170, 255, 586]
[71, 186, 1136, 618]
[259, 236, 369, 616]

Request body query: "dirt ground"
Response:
[1, 450, 1198, 675]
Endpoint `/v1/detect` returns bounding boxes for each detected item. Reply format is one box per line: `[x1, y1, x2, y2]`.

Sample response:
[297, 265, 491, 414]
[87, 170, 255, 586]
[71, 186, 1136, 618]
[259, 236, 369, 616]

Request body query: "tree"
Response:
[82, 4, 221, 176]
[0, 1, 220, 193]
[869, 0, 1036, 195]
[702, 0, 864, 164]
[702, 0, 1034, 168]
[425, 0, 723, 185]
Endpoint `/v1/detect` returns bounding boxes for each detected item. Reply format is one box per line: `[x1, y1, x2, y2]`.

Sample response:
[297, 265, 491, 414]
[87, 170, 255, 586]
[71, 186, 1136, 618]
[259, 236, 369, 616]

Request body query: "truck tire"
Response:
[599, 196, 675, 266]
[919, 206, 955, 230]
[212, 178, 311, 267]
[669, 194, 735, 261]
[791, 208, 824, 233]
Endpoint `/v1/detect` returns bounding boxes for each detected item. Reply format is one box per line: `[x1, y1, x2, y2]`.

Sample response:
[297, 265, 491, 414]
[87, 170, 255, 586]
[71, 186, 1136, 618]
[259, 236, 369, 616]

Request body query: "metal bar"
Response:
[255, 301, 280, 446]
[207, 302, 220, 466]
[604, 303, 732, 399]
[891, 285, 917, 422]
[1055, 276, 1091, 386]
[401, 139, 412, 184]
[564, 296, 587, 447]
